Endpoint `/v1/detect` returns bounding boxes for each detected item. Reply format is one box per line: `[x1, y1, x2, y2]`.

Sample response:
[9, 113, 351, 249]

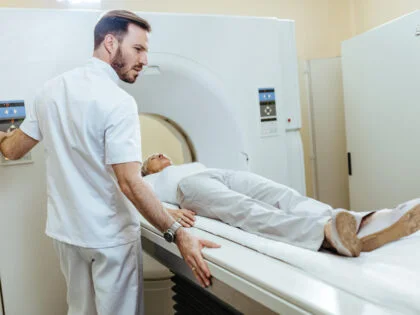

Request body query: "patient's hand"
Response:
[167, 208, 196, 228]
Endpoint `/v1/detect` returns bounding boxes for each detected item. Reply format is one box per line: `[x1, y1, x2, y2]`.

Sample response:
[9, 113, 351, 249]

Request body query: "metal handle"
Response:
[0, 277, 6, 315]
[347, 152, 352, 176]
[240, 152, 250, 164]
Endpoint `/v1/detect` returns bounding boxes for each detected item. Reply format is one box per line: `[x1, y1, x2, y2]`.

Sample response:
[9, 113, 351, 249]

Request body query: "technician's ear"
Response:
[103, 34, 119, 56]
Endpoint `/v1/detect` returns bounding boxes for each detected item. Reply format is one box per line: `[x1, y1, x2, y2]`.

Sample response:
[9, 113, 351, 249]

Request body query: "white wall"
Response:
[349, 0, 420, 35]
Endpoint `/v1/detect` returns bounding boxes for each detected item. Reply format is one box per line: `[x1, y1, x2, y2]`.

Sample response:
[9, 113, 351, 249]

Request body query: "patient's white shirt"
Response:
[144, 163, 207, 204]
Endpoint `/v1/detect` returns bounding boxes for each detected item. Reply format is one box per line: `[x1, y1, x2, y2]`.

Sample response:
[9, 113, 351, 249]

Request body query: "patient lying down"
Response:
[141, 153, 420, 257]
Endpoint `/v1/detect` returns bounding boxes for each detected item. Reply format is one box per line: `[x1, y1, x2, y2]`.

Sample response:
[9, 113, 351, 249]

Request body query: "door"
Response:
[306, 57, 350, 209]
[342, 11, 420, 210]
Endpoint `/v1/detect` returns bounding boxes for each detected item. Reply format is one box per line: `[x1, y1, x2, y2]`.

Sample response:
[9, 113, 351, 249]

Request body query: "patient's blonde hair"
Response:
[141, 153, 157, 177]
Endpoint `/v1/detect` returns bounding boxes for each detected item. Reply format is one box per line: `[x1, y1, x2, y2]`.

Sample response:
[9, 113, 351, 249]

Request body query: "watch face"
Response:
[164, 231, 174, 243]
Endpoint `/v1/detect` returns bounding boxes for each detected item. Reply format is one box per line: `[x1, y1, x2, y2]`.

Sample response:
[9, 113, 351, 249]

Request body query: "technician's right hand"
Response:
[175, 228, 221, 287]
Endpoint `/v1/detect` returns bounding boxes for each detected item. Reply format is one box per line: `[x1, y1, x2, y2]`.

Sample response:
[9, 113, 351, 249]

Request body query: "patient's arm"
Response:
[167, 208, 196, 228]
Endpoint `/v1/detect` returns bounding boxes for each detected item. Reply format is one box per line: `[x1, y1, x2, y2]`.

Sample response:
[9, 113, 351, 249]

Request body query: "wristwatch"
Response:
[163, 221, 182, 243]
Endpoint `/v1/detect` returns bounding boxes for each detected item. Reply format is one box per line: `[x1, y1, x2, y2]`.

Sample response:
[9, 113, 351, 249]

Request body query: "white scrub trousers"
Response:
[53, 237, 144, 315]
[177, 170, 369, 250]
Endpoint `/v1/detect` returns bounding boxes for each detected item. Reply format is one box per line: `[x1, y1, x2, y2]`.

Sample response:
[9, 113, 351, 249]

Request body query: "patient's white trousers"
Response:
[177, 170, 368, 250]
[53, 237, 144, 315]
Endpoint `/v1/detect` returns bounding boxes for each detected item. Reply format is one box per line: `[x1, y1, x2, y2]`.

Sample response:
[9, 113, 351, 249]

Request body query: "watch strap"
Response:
[169, 221, 182, 235]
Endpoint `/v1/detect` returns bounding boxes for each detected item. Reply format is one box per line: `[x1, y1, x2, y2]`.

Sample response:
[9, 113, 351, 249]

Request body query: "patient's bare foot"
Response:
[358, 200, 420, 252]
[323, 213, 361, 257]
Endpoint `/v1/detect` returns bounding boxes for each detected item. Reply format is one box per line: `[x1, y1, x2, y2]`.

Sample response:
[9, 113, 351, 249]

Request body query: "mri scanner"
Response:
[0, 8, 420, 315]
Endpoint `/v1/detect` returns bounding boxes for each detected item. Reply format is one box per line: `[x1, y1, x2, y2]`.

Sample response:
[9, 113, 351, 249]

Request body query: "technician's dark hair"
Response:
[94, 10, 151, 50]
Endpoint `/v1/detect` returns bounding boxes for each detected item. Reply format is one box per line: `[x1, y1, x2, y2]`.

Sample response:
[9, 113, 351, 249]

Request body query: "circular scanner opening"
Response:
[139, 113, 195, 165]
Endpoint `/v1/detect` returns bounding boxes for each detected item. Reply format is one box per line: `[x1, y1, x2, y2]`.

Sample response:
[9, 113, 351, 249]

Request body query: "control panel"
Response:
[0, 100, 33, 166]
[258, 88, 279, 137]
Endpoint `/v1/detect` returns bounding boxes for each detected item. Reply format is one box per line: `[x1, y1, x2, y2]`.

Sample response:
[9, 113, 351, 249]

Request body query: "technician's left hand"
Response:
[175, 228, 221, 288]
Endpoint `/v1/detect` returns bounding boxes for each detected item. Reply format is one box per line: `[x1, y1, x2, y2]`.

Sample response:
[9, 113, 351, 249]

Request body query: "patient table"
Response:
[140, 210, 420, 314]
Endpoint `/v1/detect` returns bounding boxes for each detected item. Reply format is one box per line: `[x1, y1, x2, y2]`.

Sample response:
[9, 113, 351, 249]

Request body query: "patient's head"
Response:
[141, 153, 173, 176]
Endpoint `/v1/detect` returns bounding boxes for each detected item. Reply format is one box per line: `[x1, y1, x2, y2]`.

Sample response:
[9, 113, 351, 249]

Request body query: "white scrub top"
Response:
[144, 162, 207, 204]
[20, 57, 142, 248]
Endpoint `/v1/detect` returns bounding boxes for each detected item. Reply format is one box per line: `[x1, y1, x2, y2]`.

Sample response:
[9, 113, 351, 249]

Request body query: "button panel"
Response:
[259, 88, 277, 122]
[0, 100, 26, 120]
[258, 88, 279, 137]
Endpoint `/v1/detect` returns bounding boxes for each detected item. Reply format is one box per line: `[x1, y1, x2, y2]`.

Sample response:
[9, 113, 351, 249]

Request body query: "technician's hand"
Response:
[0, 131, 7, 148]
[175, 228, 221, 287]
[168, 208, 196, 227]
[0, 131, 6, 141]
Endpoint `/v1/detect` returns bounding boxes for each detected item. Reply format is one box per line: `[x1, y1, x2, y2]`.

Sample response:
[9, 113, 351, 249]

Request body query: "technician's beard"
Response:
[111, 47, 136, 83]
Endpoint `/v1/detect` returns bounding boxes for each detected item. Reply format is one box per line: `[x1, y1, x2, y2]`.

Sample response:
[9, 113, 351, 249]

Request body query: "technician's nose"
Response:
[141, 53, 148, 66]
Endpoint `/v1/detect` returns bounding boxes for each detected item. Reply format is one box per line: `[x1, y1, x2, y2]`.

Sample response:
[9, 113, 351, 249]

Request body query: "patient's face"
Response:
[147, 153, 173, 174]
